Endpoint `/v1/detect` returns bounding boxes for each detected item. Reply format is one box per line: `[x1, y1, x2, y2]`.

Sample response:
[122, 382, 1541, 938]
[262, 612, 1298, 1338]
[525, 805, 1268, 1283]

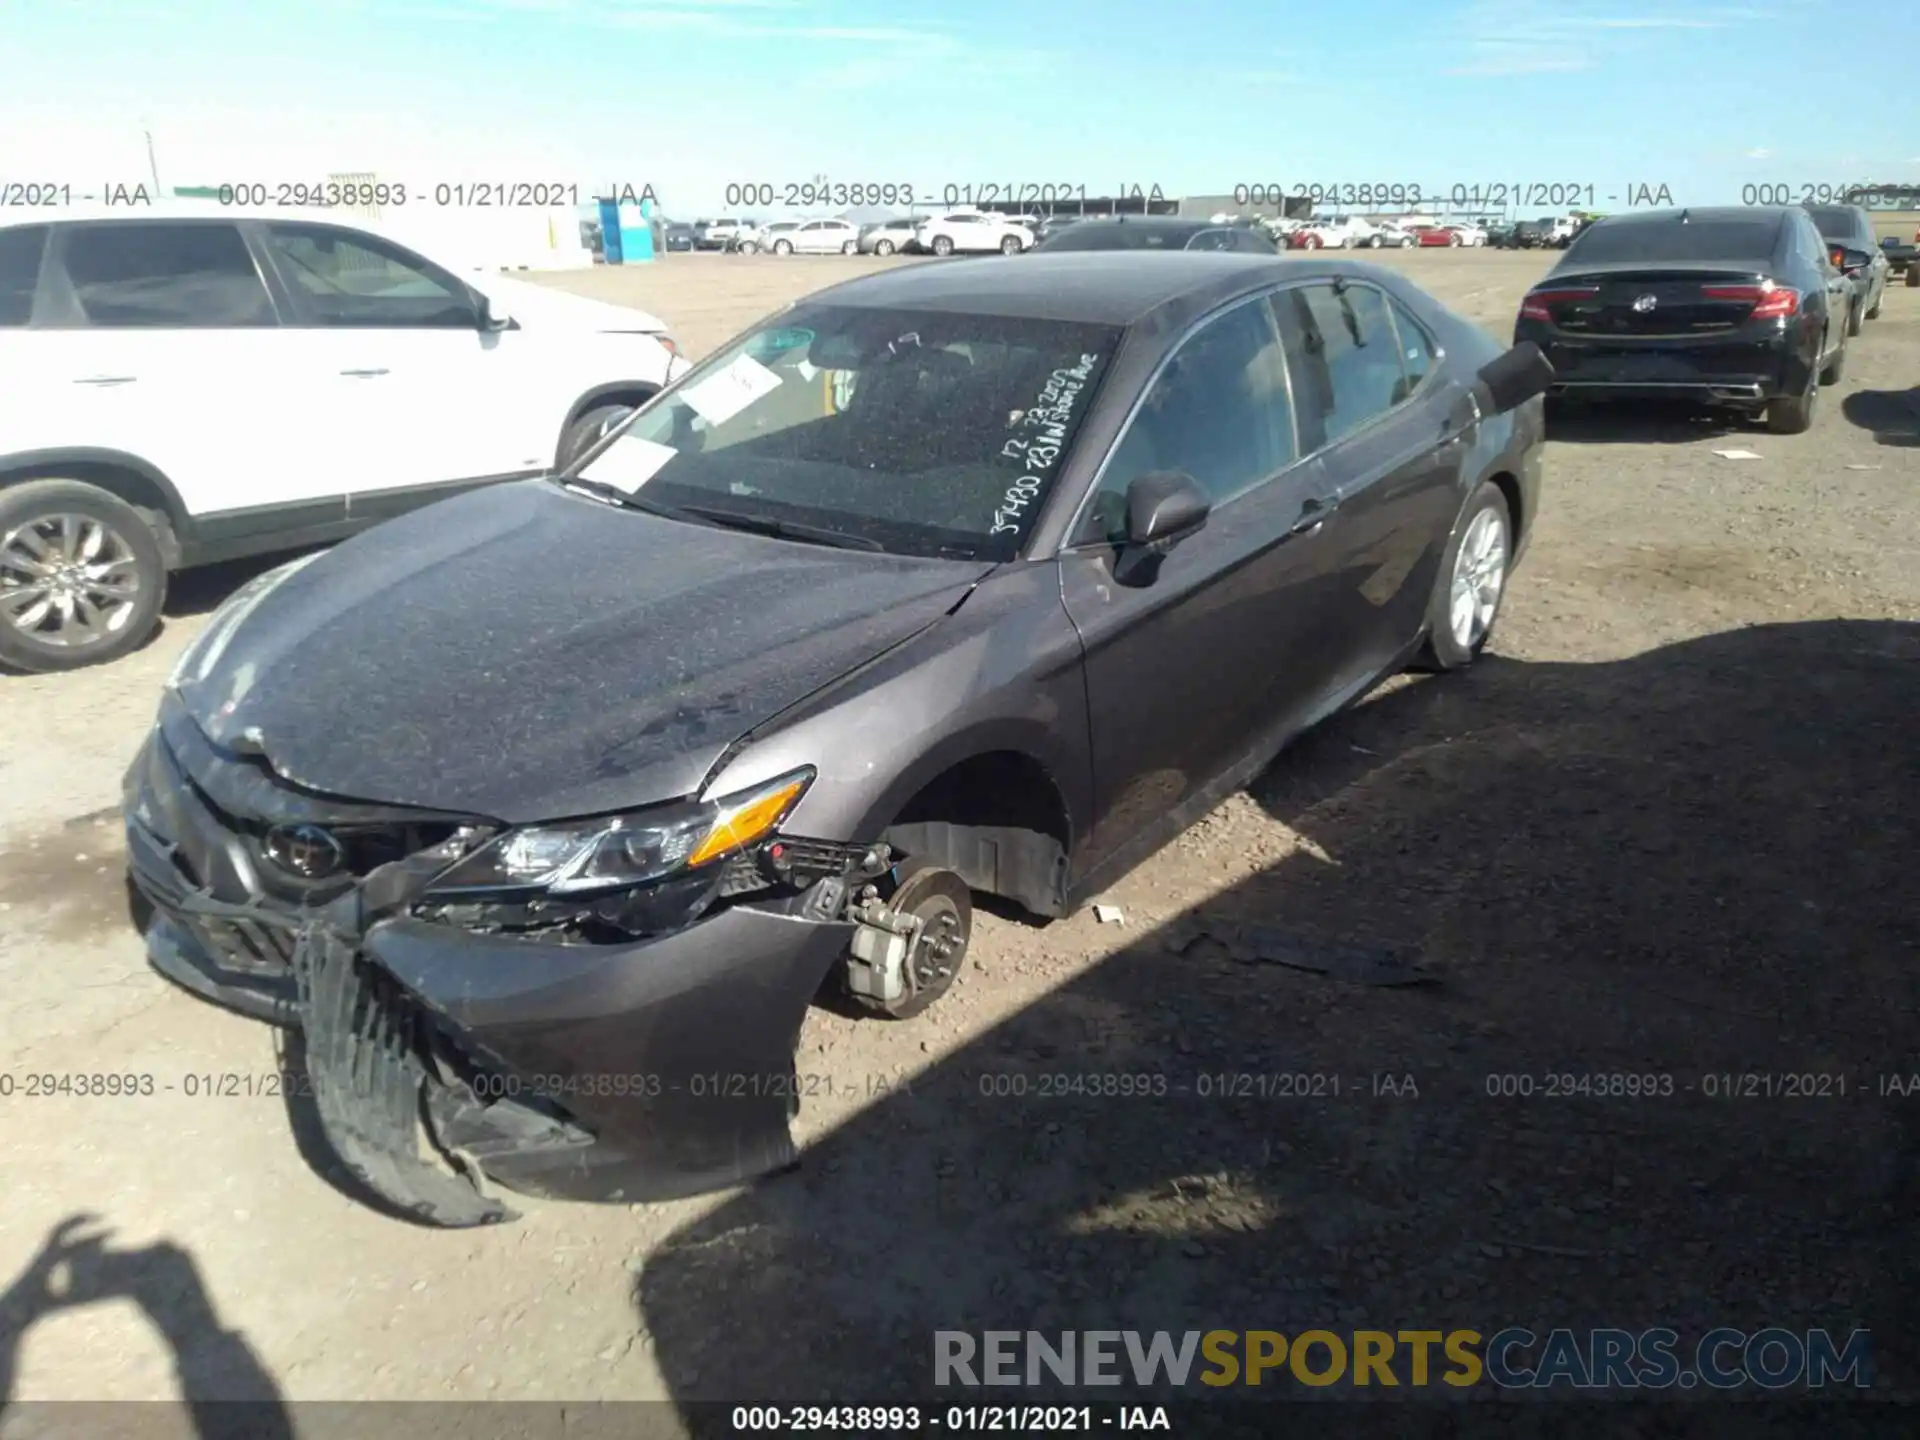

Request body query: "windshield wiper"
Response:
[675, 503, 884, 552]
[557, 476, 690, 520]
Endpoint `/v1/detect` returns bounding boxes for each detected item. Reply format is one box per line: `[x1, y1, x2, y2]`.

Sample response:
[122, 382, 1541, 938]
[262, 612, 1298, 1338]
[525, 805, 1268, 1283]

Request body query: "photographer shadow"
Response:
[0, 1215, 291, 1440]
[630, 619, 1920, 1433]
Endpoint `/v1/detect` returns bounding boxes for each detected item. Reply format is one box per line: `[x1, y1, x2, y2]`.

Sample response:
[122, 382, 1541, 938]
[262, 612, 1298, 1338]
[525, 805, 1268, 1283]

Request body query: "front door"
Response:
[253, 220, 542, 511]
[1057, 291, 1351, 878]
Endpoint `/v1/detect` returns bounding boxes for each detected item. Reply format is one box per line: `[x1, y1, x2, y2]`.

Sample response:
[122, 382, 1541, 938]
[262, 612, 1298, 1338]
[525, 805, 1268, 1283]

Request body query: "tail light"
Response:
[1829, 246, 1847, 269]
[1701, 281, 1799, 318]
[1519, 286, 1599, 320]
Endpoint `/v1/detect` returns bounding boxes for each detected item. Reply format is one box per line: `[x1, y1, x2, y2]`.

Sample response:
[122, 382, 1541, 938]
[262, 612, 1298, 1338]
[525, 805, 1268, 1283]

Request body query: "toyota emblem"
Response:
[263, 823, 348, 880]
[1631, 294, 1658, 313]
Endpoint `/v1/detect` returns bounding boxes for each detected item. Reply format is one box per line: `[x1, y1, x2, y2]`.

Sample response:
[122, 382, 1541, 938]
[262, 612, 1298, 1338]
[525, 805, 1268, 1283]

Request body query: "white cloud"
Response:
[1444, 0, 1757, 74]
[1745, 147, 1773, 160]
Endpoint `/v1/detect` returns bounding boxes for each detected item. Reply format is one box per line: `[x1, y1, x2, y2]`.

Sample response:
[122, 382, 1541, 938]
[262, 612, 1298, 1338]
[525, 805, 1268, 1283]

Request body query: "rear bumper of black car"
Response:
[1516, 321, 1817, 405]
[123, 701, 860, 1216]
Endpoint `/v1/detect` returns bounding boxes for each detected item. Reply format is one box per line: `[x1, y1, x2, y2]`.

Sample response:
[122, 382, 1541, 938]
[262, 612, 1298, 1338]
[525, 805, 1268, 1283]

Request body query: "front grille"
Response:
[186, 915, 299, 977]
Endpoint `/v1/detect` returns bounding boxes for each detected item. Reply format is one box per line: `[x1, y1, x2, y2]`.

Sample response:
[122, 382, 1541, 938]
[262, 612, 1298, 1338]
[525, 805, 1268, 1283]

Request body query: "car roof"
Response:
[796, 251, 1395, 326]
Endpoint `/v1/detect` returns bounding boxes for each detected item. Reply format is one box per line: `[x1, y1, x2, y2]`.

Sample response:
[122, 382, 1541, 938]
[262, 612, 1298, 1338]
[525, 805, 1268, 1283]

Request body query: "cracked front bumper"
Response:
[123, 708, 858, 1213]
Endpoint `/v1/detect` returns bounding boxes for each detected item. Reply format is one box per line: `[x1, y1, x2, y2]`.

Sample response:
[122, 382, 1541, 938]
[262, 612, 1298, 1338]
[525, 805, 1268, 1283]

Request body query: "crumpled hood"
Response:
[177, 482, 991, 822]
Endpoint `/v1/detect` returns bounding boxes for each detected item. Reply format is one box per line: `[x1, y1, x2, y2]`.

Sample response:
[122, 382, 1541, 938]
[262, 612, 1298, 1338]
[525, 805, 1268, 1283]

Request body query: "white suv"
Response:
[914, 210, 1034, 257]
[0, 208, 691, 672]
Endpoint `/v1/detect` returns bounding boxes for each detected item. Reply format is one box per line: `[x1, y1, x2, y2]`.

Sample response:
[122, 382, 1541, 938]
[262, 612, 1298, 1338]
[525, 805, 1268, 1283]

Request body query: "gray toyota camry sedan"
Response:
[123, 251, 1550, 1225]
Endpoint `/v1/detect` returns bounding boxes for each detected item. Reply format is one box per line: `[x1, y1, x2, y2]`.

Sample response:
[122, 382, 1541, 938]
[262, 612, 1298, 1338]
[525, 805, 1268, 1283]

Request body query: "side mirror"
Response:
[1475, 342, 1555, 415]
[477, 294, 512, 331]
[1841, 248, 1873, 271]
[1113, 471, 1210, 586]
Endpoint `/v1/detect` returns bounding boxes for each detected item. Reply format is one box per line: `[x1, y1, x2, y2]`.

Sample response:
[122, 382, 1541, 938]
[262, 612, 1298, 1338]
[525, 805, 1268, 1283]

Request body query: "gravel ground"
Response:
[0, 250, 1915, 1427]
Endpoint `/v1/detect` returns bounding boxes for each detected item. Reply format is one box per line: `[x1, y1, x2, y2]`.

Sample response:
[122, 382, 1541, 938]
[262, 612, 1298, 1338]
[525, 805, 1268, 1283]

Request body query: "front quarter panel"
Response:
[703, 563, 1093, 869]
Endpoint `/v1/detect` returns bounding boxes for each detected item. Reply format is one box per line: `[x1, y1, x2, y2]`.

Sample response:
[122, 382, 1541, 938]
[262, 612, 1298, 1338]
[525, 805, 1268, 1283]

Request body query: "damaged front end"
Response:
[126, 696, 904, 1223]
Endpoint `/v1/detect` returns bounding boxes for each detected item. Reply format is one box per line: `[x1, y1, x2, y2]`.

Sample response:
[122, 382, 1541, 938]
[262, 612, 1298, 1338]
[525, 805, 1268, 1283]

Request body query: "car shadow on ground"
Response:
[631, 619, 1918, 1432]
[1840, 389, 1920, 448]
[0, 1215, 291, 1439]
[1544, 399, 1755, 446]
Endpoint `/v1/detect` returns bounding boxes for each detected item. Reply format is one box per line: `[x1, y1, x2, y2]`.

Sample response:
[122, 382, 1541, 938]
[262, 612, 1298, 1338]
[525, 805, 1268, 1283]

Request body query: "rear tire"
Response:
[1766, 377, 1817, 434]
[1847, 301, 1863, 337]
[932, 235, 955, 257]
[874, 239, 895, 256]
[0, 478, 167, 674]
[1000, 234, 1022, 255]
[772, 239, 793, 256]
[557, 401, 638, 470]
[1413, 481, 1512, 672]
[1909, 265, 1919, 287]
[841, 239, 857, 255]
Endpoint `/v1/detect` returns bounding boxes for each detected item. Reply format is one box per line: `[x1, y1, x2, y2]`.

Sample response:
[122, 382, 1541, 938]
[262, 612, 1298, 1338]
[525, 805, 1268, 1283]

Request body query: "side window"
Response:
[261, 223, 476, 328]
[1272, 282, 1408, 446]
[1386, 297, 1435, 395]
[1076, 298, 1296, 545]
[56, 222, 275, 328]
[0, 225, 48, 327]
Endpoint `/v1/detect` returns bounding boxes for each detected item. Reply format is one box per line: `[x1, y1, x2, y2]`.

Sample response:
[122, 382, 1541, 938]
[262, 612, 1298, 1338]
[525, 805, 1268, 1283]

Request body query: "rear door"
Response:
[27, 219, 346, 525]
[1057, 292, 1349, 875]
[1273, 280, 1465, 680]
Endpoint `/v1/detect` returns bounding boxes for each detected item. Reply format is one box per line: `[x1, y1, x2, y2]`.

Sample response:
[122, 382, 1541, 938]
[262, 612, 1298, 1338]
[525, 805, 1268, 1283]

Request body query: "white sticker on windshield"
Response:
[579, 436, 678, 494]
[795, 359, 819, 381]
[680, 353, 783, 426]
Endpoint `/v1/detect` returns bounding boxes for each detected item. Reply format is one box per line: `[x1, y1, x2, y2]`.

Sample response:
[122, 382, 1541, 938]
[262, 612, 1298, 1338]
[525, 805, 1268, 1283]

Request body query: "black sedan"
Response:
[662, 222, 696, 253]
[1803, 203, 1889, 331]
[1515, 205, 1860, 434]
[1032, 216, 1278, 253]
[125, 253, 1551, 1225]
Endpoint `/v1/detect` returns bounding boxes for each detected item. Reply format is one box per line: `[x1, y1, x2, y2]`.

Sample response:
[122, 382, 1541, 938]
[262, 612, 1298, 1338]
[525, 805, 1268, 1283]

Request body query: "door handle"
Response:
[340, 367, 389, 377]
[1288, 495, 1338, 536]
[74, 375, 137, 386]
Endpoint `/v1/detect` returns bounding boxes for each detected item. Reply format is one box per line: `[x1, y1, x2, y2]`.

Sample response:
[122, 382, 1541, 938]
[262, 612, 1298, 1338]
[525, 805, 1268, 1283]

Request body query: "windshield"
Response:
[568, 304, 1123, 561]
[1564, 217, 1779, 264]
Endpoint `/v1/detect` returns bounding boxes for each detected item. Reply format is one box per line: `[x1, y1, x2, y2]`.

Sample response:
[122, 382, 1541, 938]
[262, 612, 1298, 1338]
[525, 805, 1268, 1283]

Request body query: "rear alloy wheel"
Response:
[1415, 482, 1511, 671]
[932, 235, 955, 257]
[1000, 234, 1022, 255]
[874, 238, 895, 256]
[0, 479, 166, 673]
[853, 860, 972, 1020]
[772, 239, 794, 256]
[842, 239, 858, 255]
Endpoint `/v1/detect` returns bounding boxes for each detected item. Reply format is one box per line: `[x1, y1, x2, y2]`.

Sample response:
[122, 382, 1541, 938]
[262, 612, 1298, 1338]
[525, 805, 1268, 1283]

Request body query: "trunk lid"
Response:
[1526, 264, 1777, 336]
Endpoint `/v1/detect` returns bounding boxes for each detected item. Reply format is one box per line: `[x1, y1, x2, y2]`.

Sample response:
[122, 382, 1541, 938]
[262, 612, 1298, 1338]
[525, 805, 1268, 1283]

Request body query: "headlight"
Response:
[427, 768, 813, 896]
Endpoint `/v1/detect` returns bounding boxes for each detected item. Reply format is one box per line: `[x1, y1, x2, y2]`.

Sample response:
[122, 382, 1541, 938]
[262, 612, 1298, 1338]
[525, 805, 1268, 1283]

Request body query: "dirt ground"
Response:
[1, 250, 1916, 1427]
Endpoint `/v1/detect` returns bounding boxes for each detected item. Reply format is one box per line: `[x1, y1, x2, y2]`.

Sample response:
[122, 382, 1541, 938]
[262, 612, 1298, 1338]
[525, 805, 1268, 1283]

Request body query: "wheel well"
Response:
[882, 751, 1073, 919]
[0, 458, 183, 567]
[1486, 469, 1523, 544]
[565, 385, 659, 434]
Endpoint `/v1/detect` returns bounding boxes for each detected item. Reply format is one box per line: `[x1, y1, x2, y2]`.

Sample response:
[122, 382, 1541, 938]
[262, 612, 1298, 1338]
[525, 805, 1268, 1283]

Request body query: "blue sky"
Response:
[3, 0, 1916, 216]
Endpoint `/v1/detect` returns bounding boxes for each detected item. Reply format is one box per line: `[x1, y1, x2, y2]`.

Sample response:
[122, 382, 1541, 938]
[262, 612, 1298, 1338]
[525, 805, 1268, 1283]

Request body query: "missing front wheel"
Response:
[842, 859, 972, 1020]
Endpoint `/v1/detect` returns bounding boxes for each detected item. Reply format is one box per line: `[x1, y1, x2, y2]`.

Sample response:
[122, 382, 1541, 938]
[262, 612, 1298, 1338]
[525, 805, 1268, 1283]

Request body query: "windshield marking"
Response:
[680, 352, 784, 426]
[579, 435, 679, 493]
[991, 352, 1102, 536]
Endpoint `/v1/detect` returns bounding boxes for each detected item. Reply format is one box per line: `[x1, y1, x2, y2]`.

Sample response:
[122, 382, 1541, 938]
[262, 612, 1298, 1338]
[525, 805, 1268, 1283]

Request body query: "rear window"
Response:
[1037, 225, 1195, 251]
[1803, 206, 1864, 242]
[1565, 216, 1780, 264]
[0, 225, 48, 326]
